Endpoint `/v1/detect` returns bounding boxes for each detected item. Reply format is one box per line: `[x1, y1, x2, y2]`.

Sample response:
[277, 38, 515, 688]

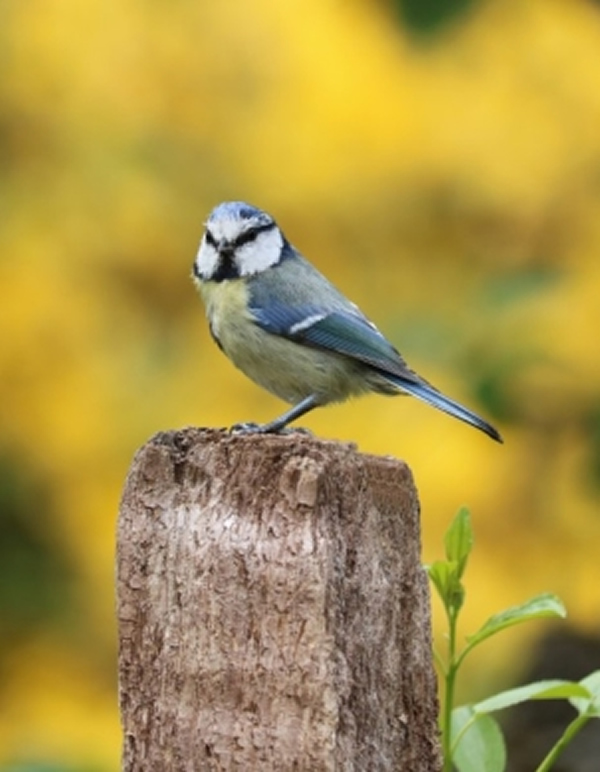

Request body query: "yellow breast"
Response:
[195, 277, 367, 406]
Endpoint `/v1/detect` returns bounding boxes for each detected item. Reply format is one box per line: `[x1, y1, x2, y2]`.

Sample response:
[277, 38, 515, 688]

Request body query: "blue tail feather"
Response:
[387, 376, 503, 443]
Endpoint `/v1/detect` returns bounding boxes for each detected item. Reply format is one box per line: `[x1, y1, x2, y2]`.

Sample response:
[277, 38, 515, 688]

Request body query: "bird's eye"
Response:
[233, 228, 259, 249]
[234, 221, 274, 248]
[205, 230, 217, 248]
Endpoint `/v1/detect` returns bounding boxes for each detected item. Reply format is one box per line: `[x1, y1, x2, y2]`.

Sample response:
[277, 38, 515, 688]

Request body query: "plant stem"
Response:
[442, 607, 459, 772]
[536, 712, 590, 772]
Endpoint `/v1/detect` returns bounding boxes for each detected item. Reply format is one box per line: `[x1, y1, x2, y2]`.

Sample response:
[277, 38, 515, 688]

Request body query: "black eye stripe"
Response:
[204, 220, 275, 251]
[233, 221, 275, 248]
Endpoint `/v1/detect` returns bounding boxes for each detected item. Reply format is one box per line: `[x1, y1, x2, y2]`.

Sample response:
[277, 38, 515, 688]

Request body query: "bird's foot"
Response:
[230, 422, 312, 436]
[230, 422, 264, 434]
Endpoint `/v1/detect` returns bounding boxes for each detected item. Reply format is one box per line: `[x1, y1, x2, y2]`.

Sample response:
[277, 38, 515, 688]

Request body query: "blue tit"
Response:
[192, 201, 502, 442]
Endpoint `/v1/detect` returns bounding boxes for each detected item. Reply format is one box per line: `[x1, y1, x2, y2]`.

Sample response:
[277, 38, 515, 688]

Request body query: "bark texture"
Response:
[117, 428, 441, 771]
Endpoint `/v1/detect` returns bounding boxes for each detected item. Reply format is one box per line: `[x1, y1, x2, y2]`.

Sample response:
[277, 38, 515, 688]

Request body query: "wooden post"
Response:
[117, 428, 441, 771]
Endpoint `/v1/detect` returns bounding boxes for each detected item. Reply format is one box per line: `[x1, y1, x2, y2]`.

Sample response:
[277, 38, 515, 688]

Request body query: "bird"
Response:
[192, 201, 502, 443]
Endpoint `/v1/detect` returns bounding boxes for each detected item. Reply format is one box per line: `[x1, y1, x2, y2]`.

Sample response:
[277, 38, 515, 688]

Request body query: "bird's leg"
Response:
[231, 394, 320, 435]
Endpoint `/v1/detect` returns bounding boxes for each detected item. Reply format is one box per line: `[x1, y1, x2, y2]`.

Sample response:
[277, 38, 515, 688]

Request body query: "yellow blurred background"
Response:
[2, 0, 600, 768]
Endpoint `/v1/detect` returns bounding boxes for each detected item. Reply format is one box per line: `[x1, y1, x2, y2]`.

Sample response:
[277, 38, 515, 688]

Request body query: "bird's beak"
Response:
[218, 240, 234, 257]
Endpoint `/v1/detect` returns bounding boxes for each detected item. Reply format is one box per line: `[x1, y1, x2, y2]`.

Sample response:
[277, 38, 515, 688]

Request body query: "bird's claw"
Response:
[230, 422, 264, 434]
[230, 422, 313, 436]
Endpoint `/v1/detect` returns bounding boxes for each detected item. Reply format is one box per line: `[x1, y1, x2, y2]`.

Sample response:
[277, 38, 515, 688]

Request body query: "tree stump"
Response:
[117, 428, 441, 771]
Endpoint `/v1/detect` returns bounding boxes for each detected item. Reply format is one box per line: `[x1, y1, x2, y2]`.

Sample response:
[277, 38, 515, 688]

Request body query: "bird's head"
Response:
[194, 201, 285, 282]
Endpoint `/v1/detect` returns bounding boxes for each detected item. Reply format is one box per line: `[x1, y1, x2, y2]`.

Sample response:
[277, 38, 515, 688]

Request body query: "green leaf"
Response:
[444, 507, 473, 578]
[474, 680, 591, 714]
[426, 559, 451, 601]
[452, 705, 506, 772]
[571, 671, 600, 717]
[426, 560, 464, 612]
[465, 593, 566, 651]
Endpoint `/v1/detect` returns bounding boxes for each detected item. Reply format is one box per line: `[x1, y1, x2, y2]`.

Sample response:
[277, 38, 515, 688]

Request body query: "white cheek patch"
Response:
[195, 237, 220, 279]
[236, 228, 284, 276]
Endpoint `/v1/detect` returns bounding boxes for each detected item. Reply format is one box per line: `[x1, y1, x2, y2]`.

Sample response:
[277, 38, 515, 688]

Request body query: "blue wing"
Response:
[250, 300, 503, 442]
[250, 301, 415, 380]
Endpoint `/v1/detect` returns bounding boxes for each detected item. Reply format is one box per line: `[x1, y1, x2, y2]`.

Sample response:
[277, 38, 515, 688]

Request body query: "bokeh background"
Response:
[2, 0, 600, 769]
